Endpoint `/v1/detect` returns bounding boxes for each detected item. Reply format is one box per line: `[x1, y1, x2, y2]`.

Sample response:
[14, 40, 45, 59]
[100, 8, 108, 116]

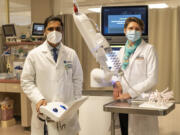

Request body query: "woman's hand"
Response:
[118, 93, 131, 100]
[113, 81, 122, 100]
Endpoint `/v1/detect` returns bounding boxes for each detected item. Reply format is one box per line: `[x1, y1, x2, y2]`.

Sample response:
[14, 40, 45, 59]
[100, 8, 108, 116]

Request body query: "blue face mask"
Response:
[126, 30, 141, 42]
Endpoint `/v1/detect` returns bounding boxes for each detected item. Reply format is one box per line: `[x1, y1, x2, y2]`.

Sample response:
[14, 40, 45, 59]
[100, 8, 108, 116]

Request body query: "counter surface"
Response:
[0, 79, 20, 83]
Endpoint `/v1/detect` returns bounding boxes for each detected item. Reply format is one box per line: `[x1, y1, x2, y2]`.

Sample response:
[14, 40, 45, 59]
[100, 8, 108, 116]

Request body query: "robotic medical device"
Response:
[73, 0, 123, 87]
[39, 96, 88, 135]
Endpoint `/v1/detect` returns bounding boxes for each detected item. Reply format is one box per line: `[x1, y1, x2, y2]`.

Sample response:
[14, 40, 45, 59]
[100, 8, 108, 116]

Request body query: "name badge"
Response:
[136, 56, 144, 60]
[64, 60, 72, 70]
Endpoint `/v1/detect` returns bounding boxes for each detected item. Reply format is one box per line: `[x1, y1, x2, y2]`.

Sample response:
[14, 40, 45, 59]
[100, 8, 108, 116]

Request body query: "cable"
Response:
[121, 74, 141, 96]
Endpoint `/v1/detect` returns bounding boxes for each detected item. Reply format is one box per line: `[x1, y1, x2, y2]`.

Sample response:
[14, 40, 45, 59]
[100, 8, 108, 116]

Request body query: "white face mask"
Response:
[47, 31, 62, 44]
[126, 30, 141, 42]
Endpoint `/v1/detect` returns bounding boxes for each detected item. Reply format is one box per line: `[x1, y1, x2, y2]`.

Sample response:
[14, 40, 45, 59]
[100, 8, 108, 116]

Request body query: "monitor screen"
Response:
[2, 24, 16, 37]
[32, 23, 44, 36]
[101, 6, 148, 36]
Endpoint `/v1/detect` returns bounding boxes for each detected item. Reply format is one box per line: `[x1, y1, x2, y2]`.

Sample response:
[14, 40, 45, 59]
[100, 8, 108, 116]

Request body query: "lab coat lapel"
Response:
[41, 41, 56, 64]
[129, 40, 146, 66]
[57, 43, 66, 67]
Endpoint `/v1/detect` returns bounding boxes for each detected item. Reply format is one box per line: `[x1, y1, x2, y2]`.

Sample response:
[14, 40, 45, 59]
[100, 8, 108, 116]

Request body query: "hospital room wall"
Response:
[149, 7, 180, 101]
[0, 0, 8, 72]
[0, 27, 6, 73]
[31, 0, 53, 23]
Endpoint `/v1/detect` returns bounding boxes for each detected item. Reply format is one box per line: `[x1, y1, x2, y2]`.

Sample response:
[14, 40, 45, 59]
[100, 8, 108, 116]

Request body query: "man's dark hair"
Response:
[44, 15, 64, 29]
[124, 17, 144, 31]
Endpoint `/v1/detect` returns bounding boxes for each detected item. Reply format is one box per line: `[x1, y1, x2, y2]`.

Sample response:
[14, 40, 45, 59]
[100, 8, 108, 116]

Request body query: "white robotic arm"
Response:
[73, 12, 110, 69]
[73, 1, 122, 87]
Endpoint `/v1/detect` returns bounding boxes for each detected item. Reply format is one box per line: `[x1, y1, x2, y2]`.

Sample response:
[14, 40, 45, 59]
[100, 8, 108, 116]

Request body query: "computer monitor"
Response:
[101, 5, 148, 44]
[32, 23, 44, 36]
[2, 24, 16, 37]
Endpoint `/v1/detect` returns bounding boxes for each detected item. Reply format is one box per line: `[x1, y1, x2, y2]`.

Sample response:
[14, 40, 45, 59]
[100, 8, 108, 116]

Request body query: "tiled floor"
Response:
[0, 124, 30, 135]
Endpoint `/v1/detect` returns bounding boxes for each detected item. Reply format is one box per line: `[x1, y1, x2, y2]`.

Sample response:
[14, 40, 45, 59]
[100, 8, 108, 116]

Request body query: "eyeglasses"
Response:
[47, 27, 63, 32]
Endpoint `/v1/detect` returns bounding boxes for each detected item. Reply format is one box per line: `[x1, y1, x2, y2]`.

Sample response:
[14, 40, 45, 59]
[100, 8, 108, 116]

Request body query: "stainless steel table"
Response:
[103, 100, 175, 135]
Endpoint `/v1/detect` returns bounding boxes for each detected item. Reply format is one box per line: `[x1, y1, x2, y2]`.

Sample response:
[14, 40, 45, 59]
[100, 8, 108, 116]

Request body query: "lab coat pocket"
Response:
[134, 59, 146, 78]
[31, 105, 44, 129]
[65, 68, 73, 81]
[64, 69, 74, 101]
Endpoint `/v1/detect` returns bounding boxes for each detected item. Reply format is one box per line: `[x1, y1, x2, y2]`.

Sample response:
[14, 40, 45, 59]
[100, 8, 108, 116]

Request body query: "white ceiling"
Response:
[54, 0, 180, 14]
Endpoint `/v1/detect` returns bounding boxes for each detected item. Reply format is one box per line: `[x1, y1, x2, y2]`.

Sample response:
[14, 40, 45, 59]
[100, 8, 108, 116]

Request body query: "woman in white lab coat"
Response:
[113, 17, 158, 135]
[21, 16, 83, 135]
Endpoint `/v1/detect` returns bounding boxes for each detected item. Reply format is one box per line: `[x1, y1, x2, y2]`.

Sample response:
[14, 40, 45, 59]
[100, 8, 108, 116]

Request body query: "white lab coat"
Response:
[21, 41, 83, 135]
[114, 40, 159, 135]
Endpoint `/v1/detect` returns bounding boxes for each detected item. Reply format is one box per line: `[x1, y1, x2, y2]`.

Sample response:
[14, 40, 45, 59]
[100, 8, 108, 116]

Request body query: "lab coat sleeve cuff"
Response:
[111, 76, 120, 85]
[33, 95, 45, 105]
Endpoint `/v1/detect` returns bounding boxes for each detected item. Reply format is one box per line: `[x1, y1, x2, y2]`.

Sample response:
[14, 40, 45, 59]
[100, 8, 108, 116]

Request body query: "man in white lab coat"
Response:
[113, 17, 158, 135]
[21, 15, 83, 135]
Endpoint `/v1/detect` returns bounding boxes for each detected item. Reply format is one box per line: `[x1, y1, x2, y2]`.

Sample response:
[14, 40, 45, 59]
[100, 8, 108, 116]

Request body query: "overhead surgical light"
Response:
[88, 8, 101, 13]
[148, 3, 168, 9]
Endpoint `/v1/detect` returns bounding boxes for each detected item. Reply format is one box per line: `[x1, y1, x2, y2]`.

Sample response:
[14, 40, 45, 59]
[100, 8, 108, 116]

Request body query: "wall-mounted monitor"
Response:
[2, 24, 16, 37]
[101, 5, 148, 45]
[32, 23, 44, 36]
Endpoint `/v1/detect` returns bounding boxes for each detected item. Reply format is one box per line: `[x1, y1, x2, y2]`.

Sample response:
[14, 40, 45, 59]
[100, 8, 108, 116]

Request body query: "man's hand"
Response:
[118, 93, 131, 100]
[113, 81, 122, 100]
[36, 99, 47, 113]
